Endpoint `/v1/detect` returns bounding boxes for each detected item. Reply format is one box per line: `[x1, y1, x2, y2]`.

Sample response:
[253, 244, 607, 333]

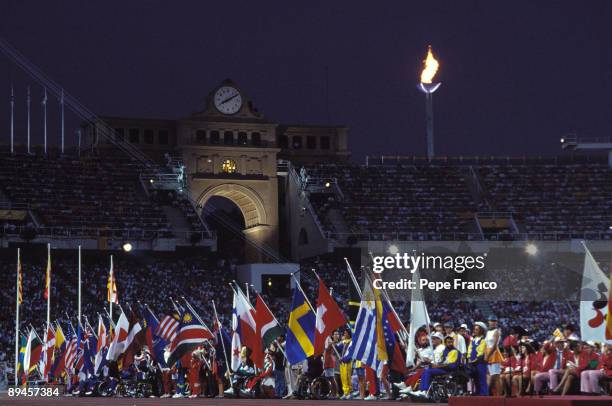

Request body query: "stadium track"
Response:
[0, 395, 445, 405]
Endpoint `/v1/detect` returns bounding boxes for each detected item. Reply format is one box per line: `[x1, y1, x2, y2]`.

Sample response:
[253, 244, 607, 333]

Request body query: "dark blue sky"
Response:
[1, 1, 611, 161]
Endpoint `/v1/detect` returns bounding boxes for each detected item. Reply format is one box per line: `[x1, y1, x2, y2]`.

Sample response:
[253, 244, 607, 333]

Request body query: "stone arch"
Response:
[197, 183, 268, 228]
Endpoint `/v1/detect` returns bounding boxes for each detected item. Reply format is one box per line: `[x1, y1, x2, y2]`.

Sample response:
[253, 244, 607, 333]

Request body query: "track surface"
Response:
[0, 395, 442, 406]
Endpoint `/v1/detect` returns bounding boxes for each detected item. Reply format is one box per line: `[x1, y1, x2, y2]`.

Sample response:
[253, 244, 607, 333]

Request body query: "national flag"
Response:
[254, 294, 283, 368]
[23, 328, 42, 375]
[94, 315, 108, 375]
[580, 245, 612, 342]
[17, 334, 27, 384]
[406, 269, 431, 367]
[231, 292, 242, 371]
[143, 306, 168, 365]
[121, 310, 145, 369]
[314, 276, 347, 356]
[40, 324, 56, 381]
[166, 309, 213, 367]
[232, 287, 258, 367]
[49, 323, 67, 378]
[346, 281, 377, 370]
[81, 329, 98, 377]
[107, 258, 119, 305]
[63, 326, 78, 374]
[43, 247, 51, 300]
[156, 314, 179, 343]
[285, 287, 316, 365]
[381, 299, 407, 374]
[106, 311, 130, 361]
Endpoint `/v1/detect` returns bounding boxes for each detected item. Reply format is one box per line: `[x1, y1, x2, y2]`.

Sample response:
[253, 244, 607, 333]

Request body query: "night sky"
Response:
[1, 0, 611, 161]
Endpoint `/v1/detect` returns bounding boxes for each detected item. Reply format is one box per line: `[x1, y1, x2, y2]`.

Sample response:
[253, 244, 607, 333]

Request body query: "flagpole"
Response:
[42, 88, 47, 155]
[78, 245, 82, 327]
[10, 85, 15, 154]
[26, 86, 31, 154]
[289, 274, 316, 314]
[102, 309, 116, 329]
[144, 304, 160, 324]
[14, 248, 20, 386]
[109, 255, 113, 323]
[180, 296, 212, 331]
[60, 89, 65, 155]
[344, 258, 363, 299]
[46, 243, 51, 333]
[211, 299, 231, 376]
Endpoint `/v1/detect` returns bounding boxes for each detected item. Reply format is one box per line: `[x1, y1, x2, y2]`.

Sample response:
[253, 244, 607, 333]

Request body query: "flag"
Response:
[81, 329, 98, 377]
[40, 324, 56, 381]
[107, 258, 119, 304]
[94, 316, 108, 375]
[381, 298, 407, 374]
[230, 288, 258, 369]
[406, 269, 431, 367]
[156, 314, 179, 343]
[43, 247, 51, 300]
[17, 334, 27, 384]
[23, 329, 42, 376]
[50, 323, 66, 378]
[254, 294, 283, 368]
[143, 306, 169, 365]
[106, 311, 130, 361]
[579, 245, 612, 342]
[167, 309, 213, 367]
[17, 249, 22, 304]
[285, 287, 316, 365]
[314, 276, 347, 356]
[345, 281, 377, 370]
[121, 310, 145, 369]
[64, 332, 78, 374]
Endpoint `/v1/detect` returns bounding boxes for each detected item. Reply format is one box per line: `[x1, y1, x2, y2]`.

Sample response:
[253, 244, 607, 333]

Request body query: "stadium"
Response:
[1, 2, 612, 406]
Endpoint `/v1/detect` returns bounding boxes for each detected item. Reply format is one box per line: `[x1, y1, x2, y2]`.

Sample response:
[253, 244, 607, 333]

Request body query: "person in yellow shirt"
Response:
[410, 335, 460, 398]
[337, 329, 353, 400]
[467, 322, 489, 396]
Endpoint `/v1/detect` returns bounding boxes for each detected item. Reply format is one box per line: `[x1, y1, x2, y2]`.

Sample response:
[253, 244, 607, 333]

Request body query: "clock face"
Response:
[214, 86, 243, 115]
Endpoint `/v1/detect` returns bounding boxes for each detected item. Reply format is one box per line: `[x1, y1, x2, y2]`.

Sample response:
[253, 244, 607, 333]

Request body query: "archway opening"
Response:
[203, 195, 246, 263]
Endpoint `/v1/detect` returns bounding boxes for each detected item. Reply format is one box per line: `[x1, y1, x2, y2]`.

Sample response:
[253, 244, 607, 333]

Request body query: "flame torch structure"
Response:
[418, 46, 441, 160]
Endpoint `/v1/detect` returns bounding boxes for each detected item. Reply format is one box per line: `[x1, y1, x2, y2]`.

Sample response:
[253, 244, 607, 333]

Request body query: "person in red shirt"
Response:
[553, 341, 599, 395]
[512, 342, 536, 396]
[532, 341, 557, 395]
[500, 346, 515, 396]
[580, 344, 612, 394]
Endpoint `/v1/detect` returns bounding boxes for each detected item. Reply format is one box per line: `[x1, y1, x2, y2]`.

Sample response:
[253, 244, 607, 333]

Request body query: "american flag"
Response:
[64, 332, 78, 374]
[155, 315, 179, 342]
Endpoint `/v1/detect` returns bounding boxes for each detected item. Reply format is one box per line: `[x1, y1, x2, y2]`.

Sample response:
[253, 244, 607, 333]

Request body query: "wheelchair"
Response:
[295, 374, 331, 399]
[427, 369, 470, 403]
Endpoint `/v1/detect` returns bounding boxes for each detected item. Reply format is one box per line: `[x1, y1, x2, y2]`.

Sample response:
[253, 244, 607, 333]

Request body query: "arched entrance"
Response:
[197, 183, 277, 262]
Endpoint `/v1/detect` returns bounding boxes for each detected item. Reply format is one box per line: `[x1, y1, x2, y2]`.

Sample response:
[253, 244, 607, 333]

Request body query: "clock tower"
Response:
[177, 79, 280, 262]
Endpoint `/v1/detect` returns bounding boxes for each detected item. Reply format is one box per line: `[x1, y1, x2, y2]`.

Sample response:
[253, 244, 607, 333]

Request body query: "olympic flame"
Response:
[420, 46, 439, 84]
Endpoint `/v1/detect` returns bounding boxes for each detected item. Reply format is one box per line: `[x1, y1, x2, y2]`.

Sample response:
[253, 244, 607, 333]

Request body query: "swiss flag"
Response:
[314, 276, 347, 356]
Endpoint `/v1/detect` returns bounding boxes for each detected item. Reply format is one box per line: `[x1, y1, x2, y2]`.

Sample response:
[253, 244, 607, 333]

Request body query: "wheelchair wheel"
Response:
[429, 381, 448, 404]
[310, 377, 331, 400]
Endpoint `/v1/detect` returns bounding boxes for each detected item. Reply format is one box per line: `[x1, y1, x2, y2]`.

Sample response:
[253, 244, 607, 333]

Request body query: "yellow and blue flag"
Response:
[285, 288, 316, 365]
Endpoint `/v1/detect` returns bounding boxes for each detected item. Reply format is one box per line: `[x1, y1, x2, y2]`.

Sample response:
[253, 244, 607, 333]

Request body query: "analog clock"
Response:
[213, 86, 243, 115]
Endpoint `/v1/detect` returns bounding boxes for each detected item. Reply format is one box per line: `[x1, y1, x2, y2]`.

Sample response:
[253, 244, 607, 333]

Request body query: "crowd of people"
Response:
[303, 162, 612, 241]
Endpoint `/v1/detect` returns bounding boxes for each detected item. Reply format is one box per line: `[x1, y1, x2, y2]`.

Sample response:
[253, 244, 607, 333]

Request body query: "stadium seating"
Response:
[0, 153, 204, 239]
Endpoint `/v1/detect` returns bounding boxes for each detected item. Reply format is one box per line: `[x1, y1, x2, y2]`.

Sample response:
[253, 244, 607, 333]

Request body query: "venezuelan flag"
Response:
[285, 288, 316, 365]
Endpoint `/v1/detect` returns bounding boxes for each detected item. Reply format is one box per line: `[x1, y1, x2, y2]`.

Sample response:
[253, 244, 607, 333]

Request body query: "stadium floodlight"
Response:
[525, 243, 538, 256]
[417, 46, 441, 160]
[388, 244, 399, 255]
[122, 242, 133, 252]
[324, 181, 331, 188]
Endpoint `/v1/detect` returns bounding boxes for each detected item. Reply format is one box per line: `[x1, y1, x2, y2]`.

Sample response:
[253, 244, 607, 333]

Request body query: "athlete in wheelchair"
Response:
[409, 335, 468, 402]
[294, 354, 327, 399]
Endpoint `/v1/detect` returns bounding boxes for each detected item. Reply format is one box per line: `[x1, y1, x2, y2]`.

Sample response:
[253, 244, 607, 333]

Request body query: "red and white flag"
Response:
[314, 276, 347, 356]
[230, 288, 257, 370]
[106, 311, 130, 361]
[156, 314, 179, 342]
[94, 315, 108, 375]
[40, 325, 56, 381]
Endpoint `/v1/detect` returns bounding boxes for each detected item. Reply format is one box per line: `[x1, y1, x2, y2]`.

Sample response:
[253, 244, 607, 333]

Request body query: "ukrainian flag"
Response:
[285, 288, 316, 365]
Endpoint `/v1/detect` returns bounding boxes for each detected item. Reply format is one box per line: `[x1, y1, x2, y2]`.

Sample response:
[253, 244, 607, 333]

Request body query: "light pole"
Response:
[417, 46, 441, 160]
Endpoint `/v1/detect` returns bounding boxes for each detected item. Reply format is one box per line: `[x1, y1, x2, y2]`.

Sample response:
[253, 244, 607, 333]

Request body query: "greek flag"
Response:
[346, 282, 378, 369]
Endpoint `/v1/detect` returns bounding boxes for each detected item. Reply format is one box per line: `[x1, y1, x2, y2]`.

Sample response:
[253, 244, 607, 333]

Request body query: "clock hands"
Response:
[220, 93, 240, 105]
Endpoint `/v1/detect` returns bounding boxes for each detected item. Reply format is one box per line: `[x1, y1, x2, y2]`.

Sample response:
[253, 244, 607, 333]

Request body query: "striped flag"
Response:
[346, 281, 378, 370]
[64, 334, 78, 374]
[43, 247, 51, 300]
[107, 258, 118, 305]
[156, 314, 179, 342]
[166, 309, 213, 367]
[94, 315, 108, 375]
[254, 294, 282, 368]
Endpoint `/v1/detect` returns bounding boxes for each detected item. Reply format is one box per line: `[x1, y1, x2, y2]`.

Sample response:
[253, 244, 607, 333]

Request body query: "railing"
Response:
[323, 231, 612, 242]
[0, 224, 215, 241]
[476, 212, 514, 220]
[364, 154, 609, 166]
